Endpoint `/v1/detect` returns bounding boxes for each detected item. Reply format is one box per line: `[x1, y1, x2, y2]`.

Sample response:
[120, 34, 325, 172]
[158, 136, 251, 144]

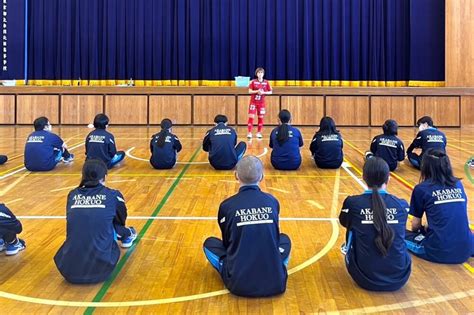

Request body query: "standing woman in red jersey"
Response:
[247, 68, 272, 139]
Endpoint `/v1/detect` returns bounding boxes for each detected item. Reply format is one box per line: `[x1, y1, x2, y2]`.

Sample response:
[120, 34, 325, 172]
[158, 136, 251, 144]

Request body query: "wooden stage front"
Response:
[1, 86, 474, 127]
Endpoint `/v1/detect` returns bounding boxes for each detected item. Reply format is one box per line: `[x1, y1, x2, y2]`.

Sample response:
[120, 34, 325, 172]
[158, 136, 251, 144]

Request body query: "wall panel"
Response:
[149, 96, 192, 125]
[281, 96, 324, 125]
[371, 96, 415, 126]
[0, 95, 15, 124]
[194, 96, 236, 125]
[61, 95, 103, 124]
[416, 96, 460, 127]
[16, 95, 59, 124]
[105, 95, 148, 125]
[326, 96, 369, 126]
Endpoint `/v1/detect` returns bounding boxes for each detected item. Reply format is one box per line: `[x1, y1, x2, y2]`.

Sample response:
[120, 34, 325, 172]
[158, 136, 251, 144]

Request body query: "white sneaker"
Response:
[256, 132, 263, 139]
[0, 239, 5, 252]
[247, 133, 252, 139]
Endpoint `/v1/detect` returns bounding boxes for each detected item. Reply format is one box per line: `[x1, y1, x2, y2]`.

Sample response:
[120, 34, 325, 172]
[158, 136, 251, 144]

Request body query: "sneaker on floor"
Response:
[62, 154, 75, 163]
[121, 227, 137, 248]
[247, 132, 253, 139]
[0, 239, 5, 252]
[340, 243, 348, 255]
[468, 159, 474, 168]
[6, 239, 26, 256]
[256, 132, 263, 139]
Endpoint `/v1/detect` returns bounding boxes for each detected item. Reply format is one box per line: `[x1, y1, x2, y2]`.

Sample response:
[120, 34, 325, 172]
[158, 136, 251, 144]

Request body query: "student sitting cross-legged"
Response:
[203, 115, 246, 170]
[405, 149, 474, 264]
[406, 116, 447, 170]
[24, 116, 74, 171]
[150, 118, 182, 169]
[365, 119, 405, 172]
[310, 116, 343, 169]
[85, 114, 125, 169]
[339, 157, 411, 291]
[54, 159, 137, 284]
[0, 203, 26, 256]
[203, 156, 291, 297]
[269, 110, 304, 170]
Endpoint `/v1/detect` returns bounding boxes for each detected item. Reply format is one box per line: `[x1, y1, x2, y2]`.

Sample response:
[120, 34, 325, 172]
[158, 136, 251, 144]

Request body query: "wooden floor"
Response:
[0, 125, 473, 314]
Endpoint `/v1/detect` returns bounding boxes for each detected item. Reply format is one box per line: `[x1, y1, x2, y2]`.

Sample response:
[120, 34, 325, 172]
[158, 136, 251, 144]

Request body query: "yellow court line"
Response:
[23, 173, 351, 179]
[0, 172, 30, 196]
[0, 164, 26, 176]
[0, 220, 339, 307]
[306, 200, 324, 210]
[463, 263, 474, 274]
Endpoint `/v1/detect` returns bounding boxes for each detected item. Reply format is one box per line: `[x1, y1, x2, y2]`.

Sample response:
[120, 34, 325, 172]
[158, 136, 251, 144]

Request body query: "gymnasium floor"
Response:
[0, 125, 473, 314]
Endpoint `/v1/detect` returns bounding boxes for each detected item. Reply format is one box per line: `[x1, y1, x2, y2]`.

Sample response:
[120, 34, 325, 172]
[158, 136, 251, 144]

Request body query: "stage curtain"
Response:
[26, 0, 444, 86]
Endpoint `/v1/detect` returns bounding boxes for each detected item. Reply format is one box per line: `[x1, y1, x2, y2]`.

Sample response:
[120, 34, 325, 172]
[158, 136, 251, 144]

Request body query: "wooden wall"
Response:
[1, 87, 473, 126]
[446, 0, 474, 87]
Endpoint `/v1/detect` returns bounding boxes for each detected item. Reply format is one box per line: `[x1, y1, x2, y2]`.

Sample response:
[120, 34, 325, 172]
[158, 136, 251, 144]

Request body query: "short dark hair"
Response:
[214, 114, 228, 124]
[417, 116, 434, 127]
[93, 113, 109, 129]
[34, 117, 50, 131]
[255, 67, 265, 76]
[382, 119, 398, 136]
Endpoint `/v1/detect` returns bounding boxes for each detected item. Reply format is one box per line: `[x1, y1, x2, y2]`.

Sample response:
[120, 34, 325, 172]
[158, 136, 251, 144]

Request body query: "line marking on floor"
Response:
[0, 219, 339, 308]
[15, 215, 339, 221]
[332, 289, 474, 314]
[268, 187, 290, 193]
[306, 200, 324, 210]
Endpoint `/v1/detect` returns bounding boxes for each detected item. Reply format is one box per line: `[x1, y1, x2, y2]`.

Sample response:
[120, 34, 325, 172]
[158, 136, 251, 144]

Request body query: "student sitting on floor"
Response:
[203, 115, 246, 170]
[54, 159, 137, 284]
[339, 157, 411, 291]
[24, 116, 74, 171]
[365, 119, 405, 171]
[310, 116, 343, 169]
[405, 149, 474, 264]
[406, 116, 446, 170]
[269, 110, 303, 170]
[150, 118, 182, 169]
[203, 156, 291, 297]
[85, 114, 125, 169]
[0, 203, 25, 256]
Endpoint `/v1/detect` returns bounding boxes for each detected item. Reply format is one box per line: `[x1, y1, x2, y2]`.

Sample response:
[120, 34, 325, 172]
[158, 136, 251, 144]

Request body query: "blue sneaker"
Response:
[62, 154, 75, 163]
[0, 239, 5, 252]
[6, 239, 26, 256]
[121, 227, 137, 248]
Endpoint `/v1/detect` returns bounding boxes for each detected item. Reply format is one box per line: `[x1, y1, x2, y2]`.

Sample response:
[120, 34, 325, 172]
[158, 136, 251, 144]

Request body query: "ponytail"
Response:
[277, 110, 291, 145]
[371, 188, 394, 257]
[362, 157, 394, 257]
[156, 118, 173, 148]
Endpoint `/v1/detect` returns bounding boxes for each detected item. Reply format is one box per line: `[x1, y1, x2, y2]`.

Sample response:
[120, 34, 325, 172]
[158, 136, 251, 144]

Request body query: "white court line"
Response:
[15, 215, 338, 221]
[0, 142, 84, 181]
[126, 146, 268, 165]
[108, 179, 137, 184]
[341, 161, 367, 190]
[306, 200, 324, 210]
[268, 187, 290, 193]
[125, 147, 209, 165]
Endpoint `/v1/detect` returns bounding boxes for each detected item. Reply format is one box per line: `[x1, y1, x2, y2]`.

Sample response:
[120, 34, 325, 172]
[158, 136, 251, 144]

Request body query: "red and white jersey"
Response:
[249, 79, 272, 105]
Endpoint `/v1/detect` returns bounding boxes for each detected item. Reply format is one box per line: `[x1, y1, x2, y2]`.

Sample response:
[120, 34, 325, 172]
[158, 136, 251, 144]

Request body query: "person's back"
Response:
[85, 128, 116, 164]
[203, 122, 239, 170]
[203, 156, 290, 297]
[310, 132, 343, 168]
[150, 119, 182, 169]
[310, 117, 343, 169]
[370, 134, 404, 171]
[54, 184, 120, 284]
[409, 180, 472, 263]
[25, 129, 63, 171]
[341, 193, 411, 290]
[339, 157, 411, 291]
[270, 110, 303, 170]
[270, 126, 303, 169]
